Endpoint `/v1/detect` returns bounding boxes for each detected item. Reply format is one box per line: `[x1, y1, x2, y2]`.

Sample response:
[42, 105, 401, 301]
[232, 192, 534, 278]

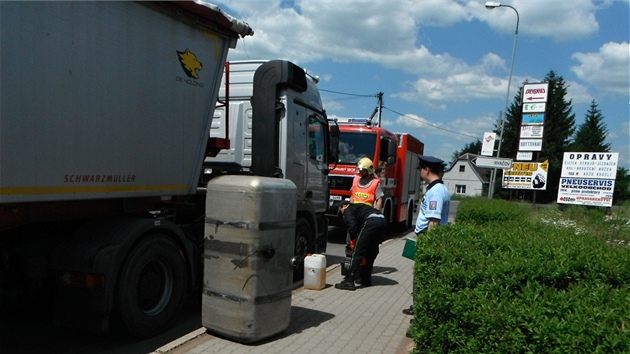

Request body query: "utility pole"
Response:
[367, 92, 384, 127]
[377, 92, 383, 127]
[488, 110, 503, 199]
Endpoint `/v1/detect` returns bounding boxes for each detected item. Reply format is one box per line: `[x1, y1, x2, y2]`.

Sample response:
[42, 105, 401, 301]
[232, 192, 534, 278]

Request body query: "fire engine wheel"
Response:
[405, 201, 415, 230]
[293, 219, 312, 281]
[116, 234, 187, 338]
[383, 204, 392, 228]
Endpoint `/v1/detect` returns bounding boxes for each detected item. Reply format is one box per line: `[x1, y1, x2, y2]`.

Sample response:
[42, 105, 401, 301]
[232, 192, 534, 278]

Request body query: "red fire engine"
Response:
[327, 118, 424, 230]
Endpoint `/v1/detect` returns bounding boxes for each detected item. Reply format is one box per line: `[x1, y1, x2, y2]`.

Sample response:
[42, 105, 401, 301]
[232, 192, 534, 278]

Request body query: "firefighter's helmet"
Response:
[357, 157, 374, 175]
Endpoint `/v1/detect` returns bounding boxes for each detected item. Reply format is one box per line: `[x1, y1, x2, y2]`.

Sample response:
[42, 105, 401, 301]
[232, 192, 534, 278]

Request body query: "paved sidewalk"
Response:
[154, 233, 417, 354]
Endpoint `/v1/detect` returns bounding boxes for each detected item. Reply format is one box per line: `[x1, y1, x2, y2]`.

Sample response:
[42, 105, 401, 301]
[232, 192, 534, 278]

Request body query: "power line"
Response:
[383, 106, 478, 139]
[320, 88, 478, 139]
[322, 96, 371, 104]
[319, 89, 377, 98]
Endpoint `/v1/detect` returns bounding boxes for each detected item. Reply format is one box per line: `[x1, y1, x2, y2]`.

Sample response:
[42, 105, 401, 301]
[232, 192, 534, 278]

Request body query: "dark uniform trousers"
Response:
[349, 215, 386, 284]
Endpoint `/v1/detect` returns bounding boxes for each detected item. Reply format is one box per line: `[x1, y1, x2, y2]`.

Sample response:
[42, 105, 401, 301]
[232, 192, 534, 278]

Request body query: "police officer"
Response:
[335, 201, 386, 291]
[414, 155, 450, 234]
[403, 155, 450, 317]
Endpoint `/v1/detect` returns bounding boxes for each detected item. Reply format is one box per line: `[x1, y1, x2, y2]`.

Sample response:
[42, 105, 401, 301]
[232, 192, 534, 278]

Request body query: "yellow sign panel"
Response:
[501, 160, 549, 190]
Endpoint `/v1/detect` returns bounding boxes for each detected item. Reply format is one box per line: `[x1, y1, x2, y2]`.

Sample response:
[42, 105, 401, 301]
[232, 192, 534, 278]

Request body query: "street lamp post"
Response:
[485, 2, 519, 199]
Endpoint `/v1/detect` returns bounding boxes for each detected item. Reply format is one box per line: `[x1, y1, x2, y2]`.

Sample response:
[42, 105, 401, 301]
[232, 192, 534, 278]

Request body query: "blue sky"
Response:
[212, 0, 629, 169]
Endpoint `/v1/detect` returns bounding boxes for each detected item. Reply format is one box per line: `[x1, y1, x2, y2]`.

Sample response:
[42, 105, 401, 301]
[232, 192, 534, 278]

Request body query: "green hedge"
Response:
[410, 199, 630, 353]
[454, 198, 526, 225]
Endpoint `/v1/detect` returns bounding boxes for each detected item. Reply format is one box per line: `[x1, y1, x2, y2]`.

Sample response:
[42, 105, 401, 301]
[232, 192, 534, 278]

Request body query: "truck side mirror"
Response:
[381, 139, 397, 166]
[329, 124, 340, 165]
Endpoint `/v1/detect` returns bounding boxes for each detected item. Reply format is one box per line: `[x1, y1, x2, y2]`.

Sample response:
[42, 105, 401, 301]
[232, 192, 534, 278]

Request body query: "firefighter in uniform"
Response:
[335, 201, 386, 290]
[346, 157, 384, 258]
[350, 157, 383, 210]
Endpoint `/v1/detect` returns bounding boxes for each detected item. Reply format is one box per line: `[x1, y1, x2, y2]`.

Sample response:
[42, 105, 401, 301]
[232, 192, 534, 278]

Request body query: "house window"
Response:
[455, 185, 466, 194]
[459, 165, 465, 172]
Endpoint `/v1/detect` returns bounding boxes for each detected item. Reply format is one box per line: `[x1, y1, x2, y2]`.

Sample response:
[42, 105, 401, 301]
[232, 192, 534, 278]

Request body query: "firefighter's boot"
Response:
[335, 273, 356, 291]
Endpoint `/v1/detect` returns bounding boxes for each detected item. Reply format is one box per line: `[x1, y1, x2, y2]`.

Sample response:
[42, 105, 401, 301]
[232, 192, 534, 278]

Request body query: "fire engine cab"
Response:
[327, 118, 424, 230]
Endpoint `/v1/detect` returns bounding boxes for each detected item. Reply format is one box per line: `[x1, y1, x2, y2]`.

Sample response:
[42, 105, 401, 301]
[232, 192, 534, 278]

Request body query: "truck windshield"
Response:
[337, 132, 377, 164]
[308, 116, 326, 163]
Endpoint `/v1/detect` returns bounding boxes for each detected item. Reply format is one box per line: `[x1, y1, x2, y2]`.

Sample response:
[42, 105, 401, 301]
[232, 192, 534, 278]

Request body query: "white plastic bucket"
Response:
[303, 254, 326, 290]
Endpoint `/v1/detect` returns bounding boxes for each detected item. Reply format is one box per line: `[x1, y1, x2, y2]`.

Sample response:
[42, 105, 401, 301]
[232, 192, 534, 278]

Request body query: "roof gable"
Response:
[444, 153, 492, 183]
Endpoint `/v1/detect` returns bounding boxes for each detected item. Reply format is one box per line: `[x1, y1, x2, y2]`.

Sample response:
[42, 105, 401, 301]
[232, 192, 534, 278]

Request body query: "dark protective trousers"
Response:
[348, 216, 386, 284]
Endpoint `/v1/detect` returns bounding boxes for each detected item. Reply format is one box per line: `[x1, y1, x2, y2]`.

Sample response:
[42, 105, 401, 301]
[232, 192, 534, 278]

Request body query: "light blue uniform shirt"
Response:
[415, 181, 450, 234]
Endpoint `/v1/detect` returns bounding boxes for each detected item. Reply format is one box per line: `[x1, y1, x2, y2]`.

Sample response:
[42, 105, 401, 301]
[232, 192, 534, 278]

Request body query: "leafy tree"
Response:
[487, 86, 523, 199]
[538, 71, 576, 202]
[613, 167, 630, 204]
[449, 139, 482, 166]
[495, 87, 523, 161]
[571, 99, 611, 152]
[567, 99, 627, 204]
[497, 71, 576, 203]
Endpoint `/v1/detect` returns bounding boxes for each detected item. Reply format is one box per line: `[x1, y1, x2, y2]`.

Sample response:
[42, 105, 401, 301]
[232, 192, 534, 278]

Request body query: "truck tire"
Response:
[116, 234, 187, 338]
[293, 219, 312, 281]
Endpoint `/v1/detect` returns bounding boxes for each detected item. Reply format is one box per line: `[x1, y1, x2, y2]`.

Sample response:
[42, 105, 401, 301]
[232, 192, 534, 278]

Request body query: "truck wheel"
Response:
[293, 219, 312, 281]
[116, 234, 187, 338]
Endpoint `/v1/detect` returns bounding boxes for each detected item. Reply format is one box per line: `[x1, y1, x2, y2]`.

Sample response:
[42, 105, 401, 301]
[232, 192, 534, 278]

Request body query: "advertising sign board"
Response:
[559, 152, 618, 178]
[522, 83, 549, 103]
[522, 102, 546, 113]
[520, 125, 544, 139]
[522, 113, 545, 125]
[502, 160, 549, 190]
[481, 132, 496, 156]
[516, 151, 533, 161]
[557, 178, 615, 207]
[556, 152, 619, 207]
[518, 139, 543, 151]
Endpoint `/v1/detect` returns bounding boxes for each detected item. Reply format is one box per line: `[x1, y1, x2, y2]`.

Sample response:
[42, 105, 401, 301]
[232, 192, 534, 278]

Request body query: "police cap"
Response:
[418, 155, 446, 169]
[418, 155, 446, 171]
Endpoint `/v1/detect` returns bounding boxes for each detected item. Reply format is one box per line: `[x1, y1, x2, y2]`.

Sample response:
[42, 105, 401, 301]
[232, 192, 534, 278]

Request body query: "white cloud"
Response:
[571, 42, 630, 96]
[481, 0, 599, 42]
[211, 0, 627, 167]
[220, 0, 607, 66]
[224, 1, 475, 78]
[393, 112, 489, 141]
[220, 0, 611, 110]
[565, 81, 594, 106]
[392, 68, 529, 108]
[321, 99, 345, 113]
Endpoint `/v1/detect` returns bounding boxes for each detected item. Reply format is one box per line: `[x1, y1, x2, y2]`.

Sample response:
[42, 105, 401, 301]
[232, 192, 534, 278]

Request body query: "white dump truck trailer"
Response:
[0, 1, 253, 338]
